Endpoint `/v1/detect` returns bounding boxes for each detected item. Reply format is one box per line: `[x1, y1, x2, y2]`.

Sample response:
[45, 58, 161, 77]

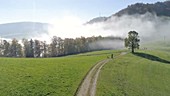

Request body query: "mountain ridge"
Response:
[0, 22, 49, 39]
[114, 1, 170, 17]
[87, 1, 170, 24]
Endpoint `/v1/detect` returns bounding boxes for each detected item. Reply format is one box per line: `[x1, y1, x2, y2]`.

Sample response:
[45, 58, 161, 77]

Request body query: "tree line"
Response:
[0, 36, 123, 58]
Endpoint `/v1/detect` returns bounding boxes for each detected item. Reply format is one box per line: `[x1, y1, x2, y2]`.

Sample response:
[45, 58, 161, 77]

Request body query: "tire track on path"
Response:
[75, 52, 127, 96]
[75, 59, 110, 96]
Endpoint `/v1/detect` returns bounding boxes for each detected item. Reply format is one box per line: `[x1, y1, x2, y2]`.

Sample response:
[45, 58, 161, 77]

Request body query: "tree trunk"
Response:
[132, 47, 134, 53]
[131, 42, 134, 53]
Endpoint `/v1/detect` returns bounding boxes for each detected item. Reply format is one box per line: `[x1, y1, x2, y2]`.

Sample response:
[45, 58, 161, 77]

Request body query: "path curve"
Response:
[75, 59, 111, 96]
[75, 52, 128, 96]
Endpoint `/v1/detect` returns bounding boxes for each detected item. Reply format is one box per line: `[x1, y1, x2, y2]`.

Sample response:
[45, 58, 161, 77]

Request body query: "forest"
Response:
[0, 36, 123, 58]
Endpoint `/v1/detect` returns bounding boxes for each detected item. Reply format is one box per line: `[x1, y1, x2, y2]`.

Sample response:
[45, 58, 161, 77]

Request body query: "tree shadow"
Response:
[133, 52, 170, 64]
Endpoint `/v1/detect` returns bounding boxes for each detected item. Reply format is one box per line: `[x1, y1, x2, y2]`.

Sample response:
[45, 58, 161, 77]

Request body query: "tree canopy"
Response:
[125, 31, 140, 53]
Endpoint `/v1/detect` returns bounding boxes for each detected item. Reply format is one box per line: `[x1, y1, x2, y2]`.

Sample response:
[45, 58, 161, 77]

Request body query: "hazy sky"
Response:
[0, 0, 164, 23]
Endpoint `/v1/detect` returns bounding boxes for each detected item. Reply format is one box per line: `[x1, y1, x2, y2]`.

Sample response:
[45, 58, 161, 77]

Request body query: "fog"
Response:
[103, 13, 170, 43]
[1, 13, 169, 49]
[88, 39, 124, 50]
[48, 13, 170, 43]
[47, 15, 113, 39]
[46, 13, 170, 49]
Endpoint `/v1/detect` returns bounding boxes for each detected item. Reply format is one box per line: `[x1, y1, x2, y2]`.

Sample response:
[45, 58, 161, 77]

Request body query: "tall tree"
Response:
[50, 36, 58, 57]
[34, 40, 42, 57]
[80, 36, 87, 52]
[22, 39, 29, 57]
[29, 39, 34, 57]
[42, 41, 48, 57]
[9, 39, 23, 57]
[22, 39, 34, 57]
[56, 37, 64, 56]
[0, 38, 3, 56]
[125, 31, 140, 53]
[3, 40, 10, 57]
[16, 43, 23, 57]
[9, 39, 18, 57]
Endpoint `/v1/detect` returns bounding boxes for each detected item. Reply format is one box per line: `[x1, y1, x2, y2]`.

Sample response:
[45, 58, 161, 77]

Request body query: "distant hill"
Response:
[114, 1, 170, 17]
[0, 22, 49, 39]
[86, 17, 108, 24]
[87, 1, 170, 24]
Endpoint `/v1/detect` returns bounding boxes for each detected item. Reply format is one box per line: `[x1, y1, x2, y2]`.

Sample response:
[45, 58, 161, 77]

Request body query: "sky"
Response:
[0, 0, 164, 24]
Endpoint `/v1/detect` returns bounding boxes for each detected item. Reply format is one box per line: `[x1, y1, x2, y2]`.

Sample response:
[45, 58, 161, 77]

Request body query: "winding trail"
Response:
[75, 52, 128, 96]
[75, 59, 111, 96]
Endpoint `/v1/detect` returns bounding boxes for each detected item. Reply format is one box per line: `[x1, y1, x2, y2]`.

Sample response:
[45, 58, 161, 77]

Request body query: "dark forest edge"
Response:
[0, 36, 123, 58]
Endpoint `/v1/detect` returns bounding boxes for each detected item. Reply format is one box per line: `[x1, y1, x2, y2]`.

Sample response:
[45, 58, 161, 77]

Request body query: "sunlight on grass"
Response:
[0, 50, 115, 96]
[97, 50, 170, 96]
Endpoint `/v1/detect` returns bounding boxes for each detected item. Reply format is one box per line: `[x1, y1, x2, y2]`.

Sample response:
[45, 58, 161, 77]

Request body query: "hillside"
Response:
[97, 50, 170, 96]
[87, 1, 170, 24]
[0, 22, 49, 39]
[86, 17, 108, 24]
[115, 1, 170, 17]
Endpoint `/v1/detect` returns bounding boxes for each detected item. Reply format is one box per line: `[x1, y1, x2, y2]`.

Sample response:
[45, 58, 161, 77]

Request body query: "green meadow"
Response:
[96, 49, 170, 96]
[1, 45, 170, 96]
[0, 50, 114, 96]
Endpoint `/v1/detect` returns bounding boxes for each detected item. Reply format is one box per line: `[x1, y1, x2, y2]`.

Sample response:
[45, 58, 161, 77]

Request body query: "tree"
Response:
[64, 38, 74, 55]
[22, 39, 30, 57]
[29, 39, 34, 57]
[50, 36, 58, 57]
[125, 31, 140, 53]
[3, 40, 10, 57]
[34, 40, 42, 57]
[0, 38, 3, 56]
[9, 39, 18, 57]
[9, 39, 23, 57]
[56, 37, 64, 56]
[22, 39, 34, 57]
[42, 41, 48, 57]
[16, 43, 23, 57]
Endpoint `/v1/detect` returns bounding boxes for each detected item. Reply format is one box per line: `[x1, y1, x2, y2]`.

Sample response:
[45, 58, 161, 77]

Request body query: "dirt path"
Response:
[75, 52, 128, 96]
[75, 59, 110, 96]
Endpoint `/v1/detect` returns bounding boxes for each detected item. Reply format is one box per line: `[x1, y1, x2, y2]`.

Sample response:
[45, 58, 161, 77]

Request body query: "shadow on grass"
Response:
[133, 52, 170, 64]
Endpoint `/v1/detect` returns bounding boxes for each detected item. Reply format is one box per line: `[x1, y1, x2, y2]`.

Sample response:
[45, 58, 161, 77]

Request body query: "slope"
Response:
[87, 1, 170, 24]
[96, 50, 170, 96]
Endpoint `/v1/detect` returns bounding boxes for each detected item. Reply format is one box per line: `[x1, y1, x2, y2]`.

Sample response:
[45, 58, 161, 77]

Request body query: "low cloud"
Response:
[46, 13, 170, 49]
[88, 39, 124, 50]
[48, 13, 170, 43]
[102, 13, 170, 42]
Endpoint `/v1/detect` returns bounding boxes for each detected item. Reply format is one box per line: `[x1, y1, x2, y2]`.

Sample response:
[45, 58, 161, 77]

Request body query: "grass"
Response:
[2, 47, 169, 96]
[0, 50, 115, 96]
[96, 50, 170, 96]
[142, 40, 170, 51]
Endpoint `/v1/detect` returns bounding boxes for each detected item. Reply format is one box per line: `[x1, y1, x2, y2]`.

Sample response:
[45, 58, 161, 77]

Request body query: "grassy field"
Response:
[142, 40, 170, 51]
[0, 50, 115, 96]
[1, 47, 170, 96]
[96, 50, 170, 96]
